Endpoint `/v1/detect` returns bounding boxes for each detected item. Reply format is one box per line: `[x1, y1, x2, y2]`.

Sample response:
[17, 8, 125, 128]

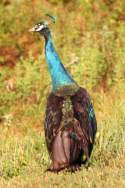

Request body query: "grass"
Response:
[0, 92, 125, 188]
[0, 0, 125, 187]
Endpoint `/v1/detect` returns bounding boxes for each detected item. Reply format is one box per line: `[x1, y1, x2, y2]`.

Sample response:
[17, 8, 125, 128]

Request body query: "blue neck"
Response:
[44, 35, 75, 91]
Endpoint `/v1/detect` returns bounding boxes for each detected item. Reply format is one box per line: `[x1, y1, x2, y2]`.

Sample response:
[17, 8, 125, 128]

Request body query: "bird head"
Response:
[29, 21, 48, 33]
[29, 14, 56, 37]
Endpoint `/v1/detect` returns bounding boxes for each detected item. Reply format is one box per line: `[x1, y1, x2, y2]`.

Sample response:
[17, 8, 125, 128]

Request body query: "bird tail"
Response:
[49, 97, 90, 171]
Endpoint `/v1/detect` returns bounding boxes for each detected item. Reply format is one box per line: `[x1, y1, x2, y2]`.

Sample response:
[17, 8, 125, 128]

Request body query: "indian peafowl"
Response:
[29, 15, 97, 172]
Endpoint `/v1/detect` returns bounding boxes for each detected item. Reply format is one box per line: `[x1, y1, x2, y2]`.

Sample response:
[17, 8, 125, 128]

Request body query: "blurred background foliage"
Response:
[0, 0, 125, 185]
[0, 0, 125, 123]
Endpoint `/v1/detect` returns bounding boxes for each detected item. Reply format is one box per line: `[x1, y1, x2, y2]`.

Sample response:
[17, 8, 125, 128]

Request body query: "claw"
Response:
[66, 165, 81, 172]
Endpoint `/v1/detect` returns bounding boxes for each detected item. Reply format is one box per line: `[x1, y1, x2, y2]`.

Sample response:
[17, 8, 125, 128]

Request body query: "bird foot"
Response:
[46, 163, 81, 173]
[66, 164, 81, 172]
[46, 163, 68, 173]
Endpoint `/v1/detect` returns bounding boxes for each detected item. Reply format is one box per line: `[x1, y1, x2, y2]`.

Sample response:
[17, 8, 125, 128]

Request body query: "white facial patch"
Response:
[35, 24, 44, 31]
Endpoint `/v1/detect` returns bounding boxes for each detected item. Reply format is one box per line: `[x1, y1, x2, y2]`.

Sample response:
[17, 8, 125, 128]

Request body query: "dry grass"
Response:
[0, 92, 125, 188]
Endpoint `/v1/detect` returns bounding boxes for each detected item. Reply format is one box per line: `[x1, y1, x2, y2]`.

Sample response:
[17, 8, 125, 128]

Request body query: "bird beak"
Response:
[29, 27, 36, 32]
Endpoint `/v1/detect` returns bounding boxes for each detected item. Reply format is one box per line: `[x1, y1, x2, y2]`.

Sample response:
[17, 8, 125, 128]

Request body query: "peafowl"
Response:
[29, 15, 97, 172]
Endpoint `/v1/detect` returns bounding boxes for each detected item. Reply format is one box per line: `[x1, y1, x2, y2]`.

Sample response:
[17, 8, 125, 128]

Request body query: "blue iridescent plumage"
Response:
[45, 35, 75, 91]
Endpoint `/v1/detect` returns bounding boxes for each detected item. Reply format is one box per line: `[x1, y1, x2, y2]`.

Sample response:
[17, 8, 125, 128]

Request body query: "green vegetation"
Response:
[0, 0, 125, 187]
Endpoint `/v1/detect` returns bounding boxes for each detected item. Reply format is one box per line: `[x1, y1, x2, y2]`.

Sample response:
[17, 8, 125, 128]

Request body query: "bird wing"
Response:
[71, 87, 97, 158]
[44, 92, 63, 152]
[44, 88, 97, 159]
